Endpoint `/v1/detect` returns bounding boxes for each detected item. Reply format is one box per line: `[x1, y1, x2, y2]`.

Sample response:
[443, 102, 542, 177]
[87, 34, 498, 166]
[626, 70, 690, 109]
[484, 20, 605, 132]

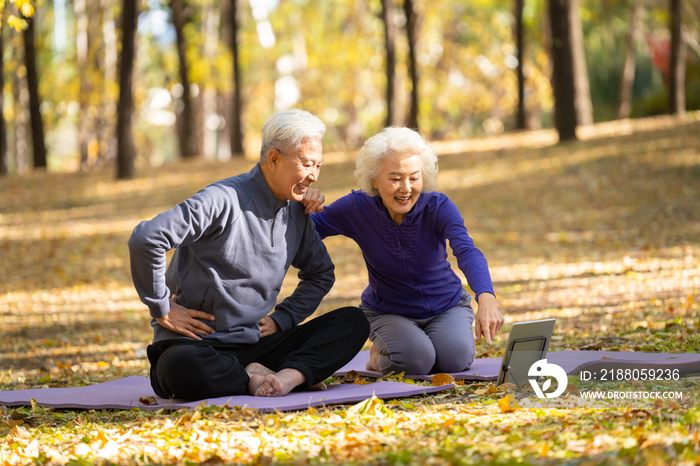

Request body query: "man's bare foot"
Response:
[366, 343, 380, 371]
[246, 362, 326, 393]
[246, 362, 274, 377]
[253, 374, 285, 397]
[247, 368, 306, 397]
[309, 381, 327, 391]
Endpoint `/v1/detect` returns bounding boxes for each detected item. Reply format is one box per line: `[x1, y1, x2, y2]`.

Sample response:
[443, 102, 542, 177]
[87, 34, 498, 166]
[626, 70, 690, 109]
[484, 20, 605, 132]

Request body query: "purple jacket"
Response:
[311, 190, 494, 319]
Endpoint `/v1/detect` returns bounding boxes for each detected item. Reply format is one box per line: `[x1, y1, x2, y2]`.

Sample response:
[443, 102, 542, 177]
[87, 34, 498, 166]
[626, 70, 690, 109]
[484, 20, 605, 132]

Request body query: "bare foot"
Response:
[254, 374, 285, 397]
[247, 368, 307, 397]
[246, 363, 323, 395]
[309, 381, 327, 391]
[246, 362, 274, 377]
[246, 363, 276, 396]
[366, 343, 380, 371]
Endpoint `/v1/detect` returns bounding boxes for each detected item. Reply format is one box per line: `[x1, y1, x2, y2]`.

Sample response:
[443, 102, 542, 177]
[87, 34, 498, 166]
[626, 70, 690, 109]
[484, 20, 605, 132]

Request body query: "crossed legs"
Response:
[148, 306, 369, 400]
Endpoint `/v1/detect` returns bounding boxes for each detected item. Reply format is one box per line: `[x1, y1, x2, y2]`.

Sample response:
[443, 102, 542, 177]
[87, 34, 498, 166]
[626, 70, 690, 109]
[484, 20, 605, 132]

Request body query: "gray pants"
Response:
[361, 292, 476, 375]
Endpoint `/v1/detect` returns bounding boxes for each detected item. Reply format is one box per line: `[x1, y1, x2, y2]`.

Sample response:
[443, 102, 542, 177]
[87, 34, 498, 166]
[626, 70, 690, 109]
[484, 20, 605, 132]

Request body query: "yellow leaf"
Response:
[20, 2, 34, 18]
[3, 419, 24, 428]
[347, 396, 392, 418]
[6, 425, 30, 441]
[498, 394, 521, 413]
[97, 361, 109, 368]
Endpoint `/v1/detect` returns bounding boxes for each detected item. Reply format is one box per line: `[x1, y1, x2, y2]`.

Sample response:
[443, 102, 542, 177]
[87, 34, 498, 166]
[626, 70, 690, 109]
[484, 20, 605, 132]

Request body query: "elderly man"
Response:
[128, 109, 369, 401]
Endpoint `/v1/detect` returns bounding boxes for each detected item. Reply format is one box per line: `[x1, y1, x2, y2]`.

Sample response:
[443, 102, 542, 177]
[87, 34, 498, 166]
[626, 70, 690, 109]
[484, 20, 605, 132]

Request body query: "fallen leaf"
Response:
[579, 340, 604, 351]
[343, 370, 359, 383]
[431, 373, 455, 386]
[6, 425, 30, 441]
[497, 394, 521, 413]
[475, 384, 500, 396]
[600, 356, 615, 360]
[139, 396, 157, 406]
[3, 420, 24, 428]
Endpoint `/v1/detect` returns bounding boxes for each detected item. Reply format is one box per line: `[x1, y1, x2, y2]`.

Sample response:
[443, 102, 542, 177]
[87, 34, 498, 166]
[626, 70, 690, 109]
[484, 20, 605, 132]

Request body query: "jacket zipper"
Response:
[270, 206, 283, 247]
[397, 224, 431, 315]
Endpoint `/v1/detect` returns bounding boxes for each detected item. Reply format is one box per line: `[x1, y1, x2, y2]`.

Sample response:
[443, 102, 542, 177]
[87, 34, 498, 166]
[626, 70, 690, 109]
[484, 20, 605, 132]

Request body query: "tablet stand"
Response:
[500, 336, 548, 391]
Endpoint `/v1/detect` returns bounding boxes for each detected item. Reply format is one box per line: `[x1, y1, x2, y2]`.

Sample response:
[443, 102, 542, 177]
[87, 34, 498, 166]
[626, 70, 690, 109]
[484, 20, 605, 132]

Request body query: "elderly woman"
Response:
[306, 127, 504, 375]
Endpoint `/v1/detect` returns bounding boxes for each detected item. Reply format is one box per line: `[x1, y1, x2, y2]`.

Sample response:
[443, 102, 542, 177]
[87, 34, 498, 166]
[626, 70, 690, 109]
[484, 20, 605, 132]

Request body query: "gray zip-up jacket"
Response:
[128, 164, 335, 345]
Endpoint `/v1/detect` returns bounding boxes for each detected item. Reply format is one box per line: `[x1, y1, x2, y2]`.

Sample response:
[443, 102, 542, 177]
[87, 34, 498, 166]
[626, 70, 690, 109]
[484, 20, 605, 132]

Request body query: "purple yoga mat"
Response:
[333, 350, 700, 381]
[0, 376, 452, 412]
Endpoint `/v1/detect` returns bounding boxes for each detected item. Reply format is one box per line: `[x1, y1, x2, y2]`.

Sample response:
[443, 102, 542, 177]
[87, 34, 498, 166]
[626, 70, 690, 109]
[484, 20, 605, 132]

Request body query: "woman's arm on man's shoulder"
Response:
[304, 190, 357, 239]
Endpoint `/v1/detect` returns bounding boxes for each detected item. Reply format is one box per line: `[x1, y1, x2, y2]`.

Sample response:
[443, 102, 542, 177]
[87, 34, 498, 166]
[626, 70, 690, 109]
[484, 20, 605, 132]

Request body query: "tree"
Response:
[569, 0, 592, 126]
[669, 0, 685, 114]
[0, 18, 6, 176]
[228, 0, 244, 156]
[21, 9, 47, 169]
[548, 0, 578, 141]
[380, 0, 398, 127]
[404, 0, 419, 130]
[616, 0, 640, 120]
[75, 0, 91, 169]
[116, 0, 138, 179]
[171, 0, 199, 158]
[514, 0, 526, 130]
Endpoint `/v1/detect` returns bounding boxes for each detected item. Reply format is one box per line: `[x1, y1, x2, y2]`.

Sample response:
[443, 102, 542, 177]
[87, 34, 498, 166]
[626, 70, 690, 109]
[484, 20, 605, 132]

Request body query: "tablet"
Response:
[496, 318, 556, 387]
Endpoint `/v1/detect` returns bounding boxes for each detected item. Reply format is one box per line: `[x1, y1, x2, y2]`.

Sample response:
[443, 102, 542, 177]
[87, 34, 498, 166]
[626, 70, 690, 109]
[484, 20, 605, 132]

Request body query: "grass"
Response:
[1, 113, 699, 464]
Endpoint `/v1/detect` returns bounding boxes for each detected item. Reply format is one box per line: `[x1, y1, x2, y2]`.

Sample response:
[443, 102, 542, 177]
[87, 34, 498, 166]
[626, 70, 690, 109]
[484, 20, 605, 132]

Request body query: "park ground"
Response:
[1, 114, 700, 464]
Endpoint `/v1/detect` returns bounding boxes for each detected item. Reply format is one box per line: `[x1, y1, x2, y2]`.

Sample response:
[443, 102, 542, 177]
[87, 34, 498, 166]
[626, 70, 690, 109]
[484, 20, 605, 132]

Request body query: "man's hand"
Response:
[474, 293, 504, 345]
[301, 188, 325, 214]
[259, 316, 281, 337]
[155, 297, 216, 340]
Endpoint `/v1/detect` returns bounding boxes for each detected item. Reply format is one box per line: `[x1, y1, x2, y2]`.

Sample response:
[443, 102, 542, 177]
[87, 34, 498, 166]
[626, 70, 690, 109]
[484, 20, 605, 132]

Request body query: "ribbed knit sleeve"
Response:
[435, 196, 495, 302]
[310, 192, 358, 239]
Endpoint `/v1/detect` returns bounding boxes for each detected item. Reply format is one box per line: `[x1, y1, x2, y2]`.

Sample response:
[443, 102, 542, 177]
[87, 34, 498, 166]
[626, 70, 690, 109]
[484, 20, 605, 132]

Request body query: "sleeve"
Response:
[310, 192, 357, 239]
[127, 185, 234, 319]
[436, 196, 495, 302]
[269, 215, 335, 330]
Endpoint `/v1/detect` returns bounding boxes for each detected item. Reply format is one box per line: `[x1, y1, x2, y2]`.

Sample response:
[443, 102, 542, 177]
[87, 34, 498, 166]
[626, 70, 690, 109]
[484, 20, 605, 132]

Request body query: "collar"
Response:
[246, 163, 289, 214]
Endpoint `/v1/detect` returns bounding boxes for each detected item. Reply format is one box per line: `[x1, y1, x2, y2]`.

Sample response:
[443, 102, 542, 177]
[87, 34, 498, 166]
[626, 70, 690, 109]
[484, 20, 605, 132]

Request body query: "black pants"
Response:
[147, 306, 369, 401]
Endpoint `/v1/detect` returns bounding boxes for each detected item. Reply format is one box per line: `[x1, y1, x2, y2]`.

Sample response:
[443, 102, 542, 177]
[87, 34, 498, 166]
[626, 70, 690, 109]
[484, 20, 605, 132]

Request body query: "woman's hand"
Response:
[474, 293, 504, 345]
[259, 316, 281, 337]
[301, 188, 325, 214]
[156, 296, 216, 340]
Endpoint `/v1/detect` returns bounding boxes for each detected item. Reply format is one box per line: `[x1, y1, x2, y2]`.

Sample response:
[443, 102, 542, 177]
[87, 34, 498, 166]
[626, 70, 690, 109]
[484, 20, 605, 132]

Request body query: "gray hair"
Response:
[259, 109, 326, 162]
[354, 127, 438, 196]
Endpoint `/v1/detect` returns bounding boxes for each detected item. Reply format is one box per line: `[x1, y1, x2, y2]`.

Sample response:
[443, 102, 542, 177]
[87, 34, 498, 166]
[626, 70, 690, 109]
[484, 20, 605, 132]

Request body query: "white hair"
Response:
[259, 109, 326, 162]
[354, 127, 438, 196]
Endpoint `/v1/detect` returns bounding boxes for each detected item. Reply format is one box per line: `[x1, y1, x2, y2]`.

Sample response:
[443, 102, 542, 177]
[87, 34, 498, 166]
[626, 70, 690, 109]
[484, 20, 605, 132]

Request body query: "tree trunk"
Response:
[669, 0, 685, 115]
[569, 0, 592, 125]
[171, 0, 198, 158]
[12, 25, 28, 175]
[116, 0, 138, 179]
[404, 0, 419, 130]
[0, 20, 6, 176]
[101, 0, 119, 163]
[381, 0, 398, 127]
[202, 0, 221, 159]
[548, 0, 578, 141]
[75, 0, 91, 169]
[515, 0, 526, 130]
[22, 12, 47, 169]
[228, 0, 244, 156]
[616, 0, 640, 120]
